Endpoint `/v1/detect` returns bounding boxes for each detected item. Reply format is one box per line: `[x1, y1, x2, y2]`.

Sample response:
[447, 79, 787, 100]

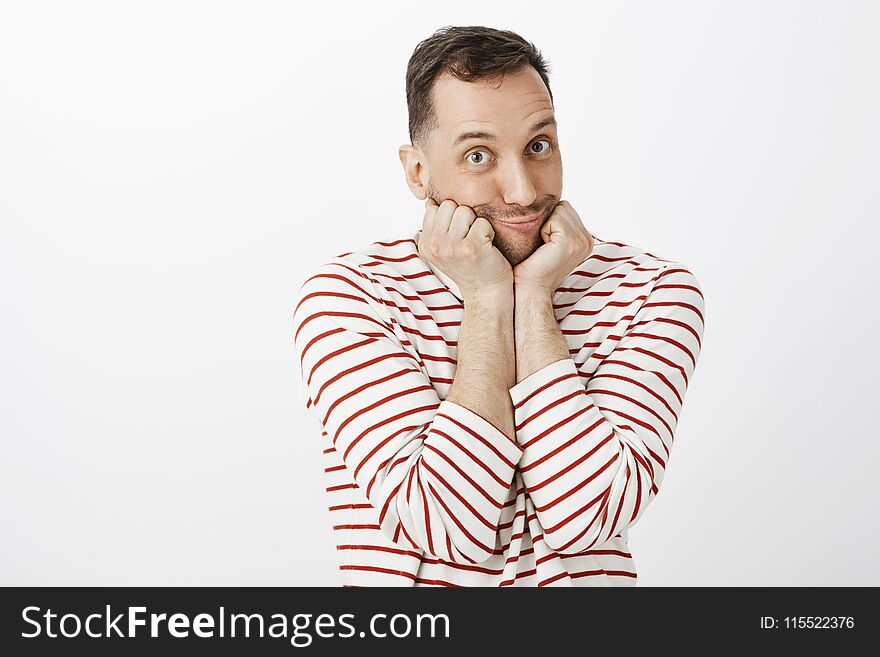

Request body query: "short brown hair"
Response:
[405, 25, 553, 149]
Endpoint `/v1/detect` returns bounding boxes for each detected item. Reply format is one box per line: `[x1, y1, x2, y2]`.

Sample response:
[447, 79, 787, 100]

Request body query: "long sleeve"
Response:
[292, 260, 524, 564]
[508, 263, 705, 554]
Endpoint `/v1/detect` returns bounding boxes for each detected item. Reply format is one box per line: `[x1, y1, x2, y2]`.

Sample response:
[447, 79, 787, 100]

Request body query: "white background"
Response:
[2, 0, 878, 585]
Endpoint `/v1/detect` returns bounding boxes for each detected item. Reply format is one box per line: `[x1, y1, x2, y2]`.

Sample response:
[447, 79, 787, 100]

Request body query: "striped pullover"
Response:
[291, 228, 705, 586]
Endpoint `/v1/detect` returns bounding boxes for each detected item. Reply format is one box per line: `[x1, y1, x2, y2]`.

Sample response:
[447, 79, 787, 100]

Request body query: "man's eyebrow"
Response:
[452, 115, 557, 147]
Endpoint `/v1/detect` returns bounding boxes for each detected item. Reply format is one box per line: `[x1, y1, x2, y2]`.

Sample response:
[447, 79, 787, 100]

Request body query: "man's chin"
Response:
[493, 231, 544, 267]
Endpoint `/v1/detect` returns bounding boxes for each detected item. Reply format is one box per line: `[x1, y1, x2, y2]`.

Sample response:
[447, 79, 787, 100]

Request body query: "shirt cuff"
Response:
[432, 399, 524, 468]
[509, 358, 580, 407]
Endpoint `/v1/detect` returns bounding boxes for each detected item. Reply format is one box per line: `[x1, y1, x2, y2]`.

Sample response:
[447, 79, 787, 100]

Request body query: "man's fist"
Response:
[418, 197, 513, 300]
[513, 200, 594, 295]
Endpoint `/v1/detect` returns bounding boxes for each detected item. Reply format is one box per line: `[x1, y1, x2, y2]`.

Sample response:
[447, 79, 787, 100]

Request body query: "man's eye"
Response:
[530, 138, 552, 154]
[466, 150, 490, 165]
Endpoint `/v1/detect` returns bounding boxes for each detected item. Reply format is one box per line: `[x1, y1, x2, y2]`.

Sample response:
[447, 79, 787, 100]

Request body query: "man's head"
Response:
[399, 26, 562, 267]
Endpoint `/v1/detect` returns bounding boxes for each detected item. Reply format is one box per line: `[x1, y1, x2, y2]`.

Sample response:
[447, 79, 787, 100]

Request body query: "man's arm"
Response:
[293, 261, 522, 565]
[446, 283, 516, 441]
[422, 197, 518, 442]
[292, 199, 521, 565]
[509, 200, 705, 554]
[513, 285, 570, 385]
[511, 266, 705, 554]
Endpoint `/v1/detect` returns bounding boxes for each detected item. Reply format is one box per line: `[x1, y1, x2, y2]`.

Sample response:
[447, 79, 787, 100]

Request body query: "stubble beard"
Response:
[491, 223, 547, 267]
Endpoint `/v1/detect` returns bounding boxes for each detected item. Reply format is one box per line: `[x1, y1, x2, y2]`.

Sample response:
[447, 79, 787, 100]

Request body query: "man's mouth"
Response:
[495, 212, 543, 231]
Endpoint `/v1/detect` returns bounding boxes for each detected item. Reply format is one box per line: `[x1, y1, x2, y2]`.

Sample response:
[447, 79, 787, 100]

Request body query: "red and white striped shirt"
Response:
[292, 229, 705, 586]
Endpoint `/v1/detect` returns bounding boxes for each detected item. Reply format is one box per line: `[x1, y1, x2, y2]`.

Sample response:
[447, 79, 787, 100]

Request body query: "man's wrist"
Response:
[462, 281, 514, 309]
[514, 281, 555, 304]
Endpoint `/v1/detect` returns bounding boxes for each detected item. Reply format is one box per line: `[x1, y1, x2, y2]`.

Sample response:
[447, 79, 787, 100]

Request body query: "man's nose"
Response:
[498, 159, 537, 210]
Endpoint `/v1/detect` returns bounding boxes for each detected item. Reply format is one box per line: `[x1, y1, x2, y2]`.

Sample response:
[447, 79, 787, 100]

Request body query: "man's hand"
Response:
[512, 200, 594, 295]
[418, 197, 513, 300]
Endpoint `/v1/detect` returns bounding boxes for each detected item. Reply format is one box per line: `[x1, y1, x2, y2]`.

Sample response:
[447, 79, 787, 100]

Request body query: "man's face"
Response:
[421, 66, 562, 266]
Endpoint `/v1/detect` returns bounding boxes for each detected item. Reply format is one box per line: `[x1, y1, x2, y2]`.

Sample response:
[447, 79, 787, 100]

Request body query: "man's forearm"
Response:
[446, 285, 516, 441]
[513, 286, 571, 384]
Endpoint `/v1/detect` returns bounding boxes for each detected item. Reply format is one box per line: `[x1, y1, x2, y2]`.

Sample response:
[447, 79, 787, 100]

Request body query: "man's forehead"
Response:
[431, 68, 553, 131]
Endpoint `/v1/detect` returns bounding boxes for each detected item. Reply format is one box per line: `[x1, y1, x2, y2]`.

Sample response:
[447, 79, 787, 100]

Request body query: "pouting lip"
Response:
[496, 212, 543, 226]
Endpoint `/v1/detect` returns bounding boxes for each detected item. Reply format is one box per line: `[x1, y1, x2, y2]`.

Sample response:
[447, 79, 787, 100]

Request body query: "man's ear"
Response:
[398, 144, 429, 200]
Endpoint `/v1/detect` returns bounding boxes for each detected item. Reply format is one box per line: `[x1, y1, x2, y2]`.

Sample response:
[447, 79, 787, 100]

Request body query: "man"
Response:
[292, 26, 705, 586]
